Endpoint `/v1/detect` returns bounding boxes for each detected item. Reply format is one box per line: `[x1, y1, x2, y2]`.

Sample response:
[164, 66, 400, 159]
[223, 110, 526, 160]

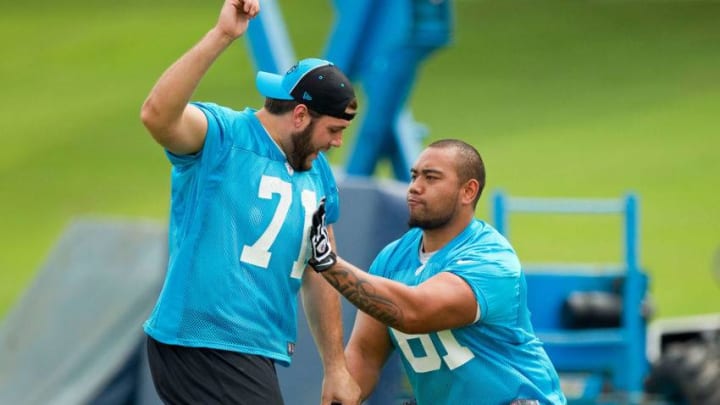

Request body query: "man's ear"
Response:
[292, 104, 311, 129]
[462, 179, 480, 205]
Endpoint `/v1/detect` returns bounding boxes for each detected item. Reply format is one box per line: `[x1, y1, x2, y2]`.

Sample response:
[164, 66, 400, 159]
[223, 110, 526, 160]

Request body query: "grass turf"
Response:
[1, 0, 719, 318]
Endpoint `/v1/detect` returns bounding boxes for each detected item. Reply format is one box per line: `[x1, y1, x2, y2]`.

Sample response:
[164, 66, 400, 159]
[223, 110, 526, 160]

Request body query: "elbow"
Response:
[392, 303, 458, 334]
[379, 295, 435, 334]
[140, 98, 164, 134]
[392, 311, 431, 335]
[140, 98, 174, 146]
[395, 323, 430, 335]
[395, 308, 475, 335]
[140, 103, 152, 129]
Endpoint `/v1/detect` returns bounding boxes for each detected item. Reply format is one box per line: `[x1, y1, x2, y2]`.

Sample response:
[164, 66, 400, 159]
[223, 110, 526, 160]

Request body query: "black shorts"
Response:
[146, 336, 284, 405]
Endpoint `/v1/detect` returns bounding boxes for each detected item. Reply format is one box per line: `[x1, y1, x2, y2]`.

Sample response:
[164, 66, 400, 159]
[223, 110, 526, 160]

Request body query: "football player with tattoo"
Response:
[308, 139, 566, 405]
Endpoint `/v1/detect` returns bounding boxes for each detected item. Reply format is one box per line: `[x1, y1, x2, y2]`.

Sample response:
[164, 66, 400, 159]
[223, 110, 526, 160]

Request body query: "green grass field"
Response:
[1, 0, 719, 319]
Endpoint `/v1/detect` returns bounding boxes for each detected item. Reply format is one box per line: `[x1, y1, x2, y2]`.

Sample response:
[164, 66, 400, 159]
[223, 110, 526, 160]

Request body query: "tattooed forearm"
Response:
[323, 264, 403, 327]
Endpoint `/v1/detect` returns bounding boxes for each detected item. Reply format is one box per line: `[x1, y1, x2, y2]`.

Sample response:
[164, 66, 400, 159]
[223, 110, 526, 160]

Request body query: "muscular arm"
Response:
[302, 226, 361, 405]
[140, 0, 259, 155]
[321, 257, 478, 334]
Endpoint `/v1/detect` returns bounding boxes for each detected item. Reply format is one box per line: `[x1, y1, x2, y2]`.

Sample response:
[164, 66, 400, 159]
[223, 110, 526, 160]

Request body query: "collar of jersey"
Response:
[247, 108, 288, 162]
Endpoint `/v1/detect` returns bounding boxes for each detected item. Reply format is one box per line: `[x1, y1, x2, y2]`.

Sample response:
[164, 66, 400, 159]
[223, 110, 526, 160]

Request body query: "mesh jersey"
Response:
[144, 103, 339, 366]
[370, 219, 566, 405]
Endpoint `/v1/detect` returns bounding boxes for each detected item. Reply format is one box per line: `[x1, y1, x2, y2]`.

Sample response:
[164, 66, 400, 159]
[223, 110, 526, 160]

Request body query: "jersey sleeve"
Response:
[164, 102, 235, 168]
[445, 252, 522, 326]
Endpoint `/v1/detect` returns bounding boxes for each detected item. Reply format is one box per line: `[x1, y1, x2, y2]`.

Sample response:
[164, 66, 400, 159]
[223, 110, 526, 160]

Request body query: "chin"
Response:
[408, 216, 424, 228]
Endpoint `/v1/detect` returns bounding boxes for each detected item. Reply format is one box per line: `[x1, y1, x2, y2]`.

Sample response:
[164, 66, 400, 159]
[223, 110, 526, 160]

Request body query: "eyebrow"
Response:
[410, 168, 443, 176]
[328, 124, 348, 131]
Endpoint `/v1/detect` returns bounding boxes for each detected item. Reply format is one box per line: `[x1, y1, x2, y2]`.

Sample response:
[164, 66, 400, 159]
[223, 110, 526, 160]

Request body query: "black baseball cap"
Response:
[256, 58, 356, 120]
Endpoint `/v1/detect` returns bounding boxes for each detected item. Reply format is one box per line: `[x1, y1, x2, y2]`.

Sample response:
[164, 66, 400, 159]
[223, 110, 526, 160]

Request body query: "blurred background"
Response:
[1, 0, 719, 402]
[2, 0, 718, 319]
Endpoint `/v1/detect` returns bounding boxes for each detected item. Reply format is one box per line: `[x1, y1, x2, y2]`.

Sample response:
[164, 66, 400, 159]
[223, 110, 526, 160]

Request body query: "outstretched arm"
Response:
[140, 0, 259, 155]
[324, 257, 477, 334]
[302, 225, 361, 405]
[307, 201, 478, 334]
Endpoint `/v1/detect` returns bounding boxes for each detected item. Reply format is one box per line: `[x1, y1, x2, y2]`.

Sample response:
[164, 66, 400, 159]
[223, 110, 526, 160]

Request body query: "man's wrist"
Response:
[310, 252, 337, 273]
[206, 27, 237, 49]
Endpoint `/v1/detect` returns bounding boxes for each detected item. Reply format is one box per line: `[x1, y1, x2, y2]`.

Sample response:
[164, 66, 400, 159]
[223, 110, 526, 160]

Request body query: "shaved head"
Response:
[426, 139, 485, 207]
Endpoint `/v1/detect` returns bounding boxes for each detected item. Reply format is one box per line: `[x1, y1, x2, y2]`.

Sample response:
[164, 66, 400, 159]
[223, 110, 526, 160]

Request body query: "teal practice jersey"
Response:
[370, 219, 566, 405]
[144, 103, 339, 366]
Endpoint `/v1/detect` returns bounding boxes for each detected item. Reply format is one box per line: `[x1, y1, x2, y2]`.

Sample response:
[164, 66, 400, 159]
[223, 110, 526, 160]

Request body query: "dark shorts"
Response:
[146, 336, 284, 405]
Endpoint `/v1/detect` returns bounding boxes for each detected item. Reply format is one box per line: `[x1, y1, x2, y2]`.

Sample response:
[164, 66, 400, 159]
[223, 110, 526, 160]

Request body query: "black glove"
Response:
[308, 198, 337, 272]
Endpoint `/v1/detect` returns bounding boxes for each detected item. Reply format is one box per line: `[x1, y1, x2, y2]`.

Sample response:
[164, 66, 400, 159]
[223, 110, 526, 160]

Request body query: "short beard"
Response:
[408, 193, 457, 231]
[287, 119, 316, 172]
[408, 208, 455, 230]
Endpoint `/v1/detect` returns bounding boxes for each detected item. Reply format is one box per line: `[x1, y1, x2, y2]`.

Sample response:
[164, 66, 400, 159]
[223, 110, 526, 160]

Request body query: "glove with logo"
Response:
[308, 198, 337, 272]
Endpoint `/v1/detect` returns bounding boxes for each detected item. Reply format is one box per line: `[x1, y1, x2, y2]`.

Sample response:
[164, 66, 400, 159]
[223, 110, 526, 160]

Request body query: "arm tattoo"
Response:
[324, 264, 403, 327]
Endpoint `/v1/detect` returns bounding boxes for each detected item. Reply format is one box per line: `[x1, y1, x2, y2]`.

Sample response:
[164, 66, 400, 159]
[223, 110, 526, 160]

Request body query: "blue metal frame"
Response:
[492, 191, 649, 404]
[245, 0, 453, 181]
[245, 0, 295, 74]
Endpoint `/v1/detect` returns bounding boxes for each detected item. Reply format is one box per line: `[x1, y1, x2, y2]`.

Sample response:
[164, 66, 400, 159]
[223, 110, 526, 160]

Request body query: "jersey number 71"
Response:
[239, 175, 317, 279]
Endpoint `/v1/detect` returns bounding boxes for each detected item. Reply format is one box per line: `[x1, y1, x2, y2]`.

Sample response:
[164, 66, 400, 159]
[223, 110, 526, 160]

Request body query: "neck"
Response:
[421, 214, 473, 253]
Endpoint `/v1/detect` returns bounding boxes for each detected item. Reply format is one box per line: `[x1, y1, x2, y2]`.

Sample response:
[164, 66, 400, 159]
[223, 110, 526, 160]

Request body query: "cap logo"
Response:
[302, 91, 313, 101]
